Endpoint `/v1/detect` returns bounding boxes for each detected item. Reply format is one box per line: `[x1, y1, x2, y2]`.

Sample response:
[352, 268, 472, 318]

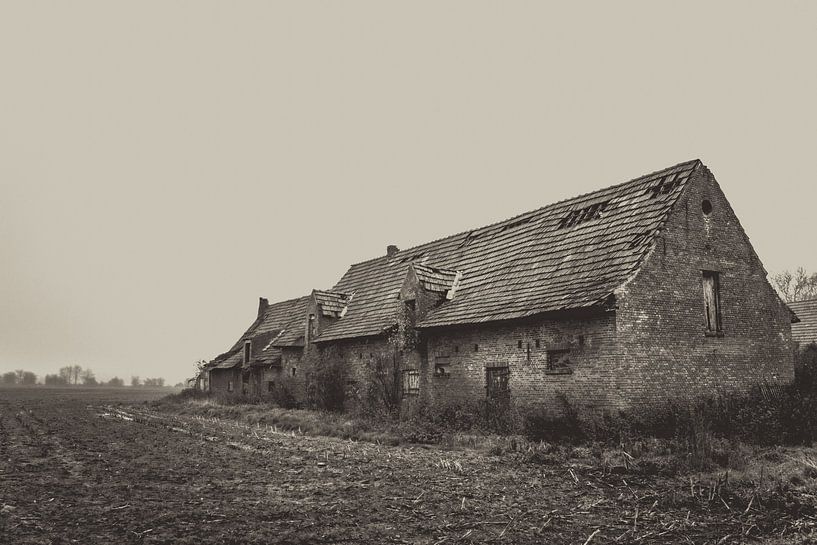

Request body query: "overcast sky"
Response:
[1, 2, 815, 385]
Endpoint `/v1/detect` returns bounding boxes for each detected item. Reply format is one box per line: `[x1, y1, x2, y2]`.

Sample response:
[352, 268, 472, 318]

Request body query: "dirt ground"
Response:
[1, 387, 815, 544]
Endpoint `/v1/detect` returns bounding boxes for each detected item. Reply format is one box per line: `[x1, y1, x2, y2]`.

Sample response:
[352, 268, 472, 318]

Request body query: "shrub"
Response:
[311, 354, 347, 412]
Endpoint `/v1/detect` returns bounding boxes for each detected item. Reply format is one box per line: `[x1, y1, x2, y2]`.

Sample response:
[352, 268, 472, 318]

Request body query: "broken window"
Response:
[558, 201, 610, 229]
[434, 355, 450, 378]
[702, 271, 722, 333]
[546, 349, 571, 371]
[243, 340, 252, 364]
[486, 367, 510, 399]
[402, 369, 420, 396]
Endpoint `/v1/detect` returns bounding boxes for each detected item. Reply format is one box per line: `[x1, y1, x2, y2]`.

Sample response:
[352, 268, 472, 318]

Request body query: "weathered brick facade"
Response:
[204, 160, 796, 411]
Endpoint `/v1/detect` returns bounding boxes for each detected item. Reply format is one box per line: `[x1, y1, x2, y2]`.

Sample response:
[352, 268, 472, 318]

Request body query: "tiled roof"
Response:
[314, 290, 353, 318]
[252, 347, 282, 367]
[210, 295, 310, 367]
[268, 296, 311, 348]
[790, 299, 817, 346]
[413, 263, 460, 294]
[316, 160, 701, 341]
[213, 352, 242, 370]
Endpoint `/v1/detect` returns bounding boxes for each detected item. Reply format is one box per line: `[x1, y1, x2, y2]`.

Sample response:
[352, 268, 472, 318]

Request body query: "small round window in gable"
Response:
[702, 199, 713, 215]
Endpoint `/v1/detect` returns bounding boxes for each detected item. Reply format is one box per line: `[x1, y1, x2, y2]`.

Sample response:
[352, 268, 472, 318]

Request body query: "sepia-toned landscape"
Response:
[2, 386, 816, 544]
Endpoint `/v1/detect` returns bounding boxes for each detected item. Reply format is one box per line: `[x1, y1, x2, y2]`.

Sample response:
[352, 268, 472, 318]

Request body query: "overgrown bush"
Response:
[311, 351, 347, 412]
[523, 345, 817, 453]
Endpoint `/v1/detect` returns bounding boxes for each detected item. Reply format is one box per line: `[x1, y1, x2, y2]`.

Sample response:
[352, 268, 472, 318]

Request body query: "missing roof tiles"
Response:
[646, 174, 681, 198]
[499, 216, 534, 233]
[558, 200, 610, 229]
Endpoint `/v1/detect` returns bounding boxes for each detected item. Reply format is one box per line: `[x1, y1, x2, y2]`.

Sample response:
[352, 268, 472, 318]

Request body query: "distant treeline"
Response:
[1, 365, 172, 387]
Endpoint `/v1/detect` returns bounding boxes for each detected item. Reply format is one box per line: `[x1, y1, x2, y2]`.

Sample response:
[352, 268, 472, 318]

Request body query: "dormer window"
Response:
[243, 340, 252, 364]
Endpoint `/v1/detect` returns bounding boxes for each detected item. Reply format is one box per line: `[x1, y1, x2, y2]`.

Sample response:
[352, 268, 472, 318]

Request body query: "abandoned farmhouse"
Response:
[201, 160, 798, 410]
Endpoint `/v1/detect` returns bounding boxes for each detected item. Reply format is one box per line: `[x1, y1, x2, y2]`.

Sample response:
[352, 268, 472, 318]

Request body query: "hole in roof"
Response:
[499, 216, 533, 232]
[702, 199, 713, 215]
[558, 200, 610, 229]
[646, 174, 681, 199]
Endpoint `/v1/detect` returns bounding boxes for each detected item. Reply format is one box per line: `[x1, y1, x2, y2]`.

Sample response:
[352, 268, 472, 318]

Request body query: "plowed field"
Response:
[1, 387, 814, 544]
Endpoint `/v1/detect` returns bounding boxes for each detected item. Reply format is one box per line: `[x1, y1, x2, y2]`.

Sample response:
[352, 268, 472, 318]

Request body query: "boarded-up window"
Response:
[702, 271, 722, 333]
[486, 367, 510, 399]
[403, 369, 419, 395]
[402, 369, 419, 396]
[243, 341, 251, 364]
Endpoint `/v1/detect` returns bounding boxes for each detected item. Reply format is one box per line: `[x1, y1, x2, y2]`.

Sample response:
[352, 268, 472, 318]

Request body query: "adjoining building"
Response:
[204, 160, 798, 409]
[789, 299, 817, 348]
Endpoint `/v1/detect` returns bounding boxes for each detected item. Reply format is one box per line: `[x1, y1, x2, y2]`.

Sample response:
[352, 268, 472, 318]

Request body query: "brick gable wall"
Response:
[611, 166, 795, 406]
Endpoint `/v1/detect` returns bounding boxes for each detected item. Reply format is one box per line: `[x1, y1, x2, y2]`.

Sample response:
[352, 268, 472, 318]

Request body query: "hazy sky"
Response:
[1, 2, 815, 384]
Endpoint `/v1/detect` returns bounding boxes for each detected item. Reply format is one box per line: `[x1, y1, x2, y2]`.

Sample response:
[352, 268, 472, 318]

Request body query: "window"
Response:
[291, 367, 297, 377]
[227, 380, 234, 392]
[535, 339, 540, 348]
[486, 367, 510, 399]
[434, 355, 450, 378]
[702, 199, 713, 215]
[474, 344, 479, 352]
[517, 340, 523, 349]
[404, 299, 416, 314]
[308, 314, 316, 340]
[546, 349, 571, 372]
[267, 381, 275, 393]
[243, 341, 252, 364]
[402, 369, 420, 396]
[702, 271, 722, 334]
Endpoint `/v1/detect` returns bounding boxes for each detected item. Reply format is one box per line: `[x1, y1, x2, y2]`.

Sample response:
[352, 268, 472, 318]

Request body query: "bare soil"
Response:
[1, 387, 815, 544]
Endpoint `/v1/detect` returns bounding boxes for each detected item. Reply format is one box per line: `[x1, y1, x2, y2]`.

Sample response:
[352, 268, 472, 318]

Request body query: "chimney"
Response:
[257, 297, 269, 318]
[387, 245, 399, 257]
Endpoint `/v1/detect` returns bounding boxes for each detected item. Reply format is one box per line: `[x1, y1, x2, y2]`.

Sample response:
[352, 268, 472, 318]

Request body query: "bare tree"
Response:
[773, 268, 817, 302]
[71, 365, 83, 385]
[59, 366, 72, 384]
[81, 368, 97, 386]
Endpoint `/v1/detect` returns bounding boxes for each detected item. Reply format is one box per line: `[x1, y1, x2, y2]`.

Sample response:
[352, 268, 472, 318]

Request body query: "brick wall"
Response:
[611, 166, 795, 406]
[423, 313, 616, 410]
[208, 367, 241, 394]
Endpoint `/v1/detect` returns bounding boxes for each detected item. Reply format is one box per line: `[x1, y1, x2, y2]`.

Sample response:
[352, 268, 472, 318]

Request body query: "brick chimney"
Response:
[387, 245, 399, 257]
[258, 297, 269, 318]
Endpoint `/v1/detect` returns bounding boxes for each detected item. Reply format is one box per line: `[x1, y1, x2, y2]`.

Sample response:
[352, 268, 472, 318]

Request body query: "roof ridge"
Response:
[344, 159, 701, 268]
[265, 294, 312, 307]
